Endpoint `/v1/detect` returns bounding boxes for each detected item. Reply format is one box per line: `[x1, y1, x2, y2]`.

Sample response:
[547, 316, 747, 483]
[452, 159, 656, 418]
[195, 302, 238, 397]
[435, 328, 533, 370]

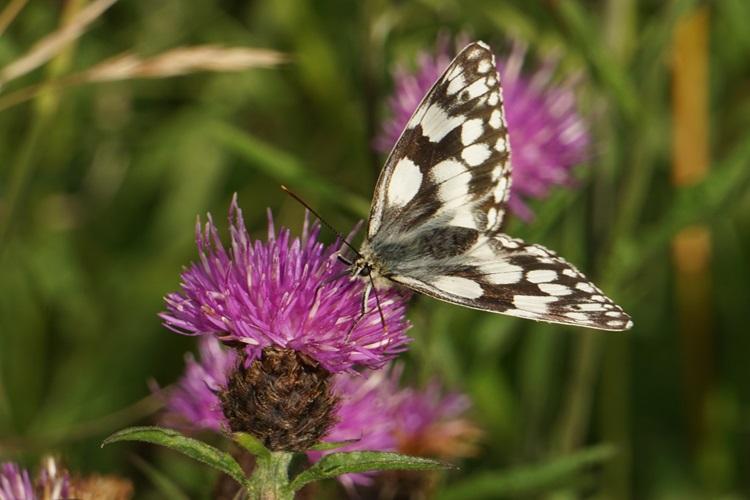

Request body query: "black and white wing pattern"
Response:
[362, 41, 632, 331]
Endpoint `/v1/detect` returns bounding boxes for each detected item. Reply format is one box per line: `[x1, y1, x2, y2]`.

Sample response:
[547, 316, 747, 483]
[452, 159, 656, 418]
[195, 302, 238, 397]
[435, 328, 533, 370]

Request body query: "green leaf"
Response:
[232, 432, 271, 458]
[102, 426, 248, 488]
[438, 444, 616, 500]
[289, 451, 451, 492]
[307, 439, 361, 452]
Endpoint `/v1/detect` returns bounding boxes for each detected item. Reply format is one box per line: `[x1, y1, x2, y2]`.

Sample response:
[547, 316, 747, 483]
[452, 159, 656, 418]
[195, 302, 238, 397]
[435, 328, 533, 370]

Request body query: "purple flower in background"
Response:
[0, 458, 74, 500]
[374, 41, 590, 220]
[0, 463, 34, 500]
[161, 196, 410, 373]
[307, 368, 401, 489]
[393, 381, 481, 459]
[36, 457, 71, 500]
[160, 336, 236, 431]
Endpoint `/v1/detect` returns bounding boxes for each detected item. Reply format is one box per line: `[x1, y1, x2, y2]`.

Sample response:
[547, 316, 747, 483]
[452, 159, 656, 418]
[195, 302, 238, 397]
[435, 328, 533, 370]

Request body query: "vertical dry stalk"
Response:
[671, 7, 712, 446]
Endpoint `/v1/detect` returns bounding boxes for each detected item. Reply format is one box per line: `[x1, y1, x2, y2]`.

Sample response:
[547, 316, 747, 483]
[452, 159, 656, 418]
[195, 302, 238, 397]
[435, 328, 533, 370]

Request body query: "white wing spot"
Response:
[508, 309, 541, 320]
[562, 269, 578, 278]
[461, 119, 483, 145]
[605, 311, 621, 317]
[575, 282, 595, 293]
[565, 312, 591, 322]
[538, 283, 572, 296]
[527, 246, 550, 257]
[432, 159, 465, 183]
[495, 136, 508, 152]
[477, 59, 492, 74]
[446, 64, 463, 80]
[488, 91, 499, 106]
[489, 109, 502, 129]
[462, 144, 491, 166]
[463, 78, 489, 101]
[387, 158, 422, 207]
[576, 303, 607, 312]
[487, 207, 497, 228]
[526, 269, 558, 283]
[591, 295, 606, 302]
[607, 320, 624, 328]
[446, 73, 466, 96]
[420, 104, 465, 143]
[449, 211, 478, 230]
[432, 276, 483, 299]
[479, 262, 523, 285]
[466, 48, 483, 60]
[433, 159, 471, 208]
[492, 165, 504, 181]
[493, 175, 509, 202]
[486, 75, 497, 87]
[513, 295, 558, 314]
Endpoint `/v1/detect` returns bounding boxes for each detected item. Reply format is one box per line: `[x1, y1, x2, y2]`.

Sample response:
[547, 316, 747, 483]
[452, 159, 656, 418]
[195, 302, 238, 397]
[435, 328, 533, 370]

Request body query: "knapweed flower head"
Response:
[0, 462, 33, 500]
[161, 196, 410, 373]
[374, 39, 591, 220]
[35, 457, 70, 500]
[0, 458, 75, 500]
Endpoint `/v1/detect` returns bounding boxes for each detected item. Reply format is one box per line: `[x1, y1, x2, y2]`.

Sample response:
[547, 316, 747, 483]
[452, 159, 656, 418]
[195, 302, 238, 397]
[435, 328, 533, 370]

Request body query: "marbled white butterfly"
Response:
[349, 41, 632, 331]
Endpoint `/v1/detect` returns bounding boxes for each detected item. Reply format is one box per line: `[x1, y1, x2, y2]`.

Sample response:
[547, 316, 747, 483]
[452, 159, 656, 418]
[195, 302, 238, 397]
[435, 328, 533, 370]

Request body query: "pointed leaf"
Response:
[103, 426, 248, 488]
[232, 432, 271, 458]
[290, 451, 451, 491]
[438, 444, 616, 499]
[307, 439, 361, 452]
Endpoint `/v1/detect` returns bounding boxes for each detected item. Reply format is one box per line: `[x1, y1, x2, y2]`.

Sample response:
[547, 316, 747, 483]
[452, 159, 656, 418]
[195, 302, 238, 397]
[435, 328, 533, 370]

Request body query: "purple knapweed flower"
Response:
[161, 196, 410, 373]
[393, 381, 481, 459]
[160, 336, 236, 431]
[374, 40, 591, 221]
[0, 458, 73, 500]
[307, 368, 402, 489]
[0, 462, 34, 500]
[36, 457, 71, 500]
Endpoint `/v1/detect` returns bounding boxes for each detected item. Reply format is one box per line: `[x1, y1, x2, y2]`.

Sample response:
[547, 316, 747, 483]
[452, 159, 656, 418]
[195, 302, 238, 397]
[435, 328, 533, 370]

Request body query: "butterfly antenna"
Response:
[280, 185, 362, 257]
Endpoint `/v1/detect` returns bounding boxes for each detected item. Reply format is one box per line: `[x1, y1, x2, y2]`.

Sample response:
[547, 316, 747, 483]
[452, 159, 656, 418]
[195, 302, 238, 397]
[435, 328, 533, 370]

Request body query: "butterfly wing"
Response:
[388, 234, 632, 331]
[366, 41, 631, 331]
[368, 41, 511, 239]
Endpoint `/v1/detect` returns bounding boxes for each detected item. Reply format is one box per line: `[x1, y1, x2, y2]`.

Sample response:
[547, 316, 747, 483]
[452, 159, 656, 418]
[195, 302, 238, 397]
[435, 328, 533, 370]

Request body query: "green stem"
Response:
[247, 451, 294, 500]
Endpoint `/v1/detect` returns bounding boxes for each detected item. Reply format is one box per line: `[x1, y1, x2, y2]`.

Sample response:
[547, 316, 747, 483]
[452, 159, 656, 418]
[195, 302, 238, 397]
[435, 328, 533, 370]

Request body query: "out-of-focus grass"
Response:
[1, 0, 749, 498]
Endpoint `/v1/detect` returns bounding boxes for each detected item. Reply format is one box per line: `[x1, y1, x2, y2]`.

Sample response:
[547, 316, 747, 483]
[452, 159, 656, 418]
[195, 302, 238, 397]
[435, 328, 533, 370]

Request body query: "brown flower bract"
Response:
[220, 347, 339, 451]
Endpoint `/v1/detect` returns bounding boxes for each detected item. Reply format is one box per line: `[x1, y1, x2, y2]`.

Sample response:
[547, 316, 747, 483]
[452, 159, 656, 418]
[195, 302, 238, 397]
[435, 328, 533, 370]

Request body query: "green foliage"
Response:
[1, 0, 750, 498]
[103, 426, 249, 489]
[289, 451, 450, 492]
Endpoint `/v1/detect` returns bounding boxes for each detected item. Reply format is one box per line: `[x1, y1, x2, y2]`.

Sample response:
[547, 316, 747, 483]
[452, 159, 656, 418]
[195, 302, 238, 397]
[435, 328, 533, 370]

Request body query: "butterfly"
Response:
[343, 41, 632, 331]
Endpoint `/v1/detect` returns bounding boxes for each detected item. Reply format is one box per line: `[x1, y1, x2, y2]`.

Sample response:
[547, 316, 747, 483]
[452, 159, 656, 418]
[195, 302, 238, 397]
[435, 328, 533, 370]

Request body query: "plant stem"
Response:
[247, 451, 294, 500]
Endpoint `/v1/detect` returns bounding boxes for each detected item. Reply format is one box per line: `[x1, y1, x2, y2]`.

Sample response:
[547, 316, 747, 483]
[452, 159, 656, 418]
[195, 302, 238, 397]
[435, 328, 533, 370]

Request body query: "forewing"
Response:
[389, 234, 633, 331]
[368, 41, 511, 240]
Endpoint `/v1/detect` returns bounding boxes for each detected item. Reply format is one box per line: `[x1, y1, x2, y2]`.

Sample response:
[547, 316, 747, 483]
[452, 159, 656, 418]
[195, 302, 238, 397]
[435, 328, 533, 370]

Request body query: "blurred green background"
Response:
[1, 0, 750, 498]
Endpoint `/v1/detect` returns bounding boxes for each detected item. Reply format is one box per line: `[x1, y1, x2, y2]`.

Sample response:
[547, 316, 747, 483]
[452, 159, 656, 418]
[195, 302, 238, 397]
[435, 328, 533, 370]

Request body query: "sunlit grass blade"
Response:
[0, 0, 118, 87]
[129, 454, 190, 500]
[439, 444, 616, 499]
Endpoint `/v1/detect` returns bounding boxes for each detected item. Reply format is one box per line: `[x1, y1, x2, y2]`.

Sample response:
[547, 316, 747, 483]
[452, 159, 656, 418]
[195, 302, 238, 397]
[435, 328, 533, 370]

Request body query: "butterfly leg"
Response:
[344, 281, 371, 341]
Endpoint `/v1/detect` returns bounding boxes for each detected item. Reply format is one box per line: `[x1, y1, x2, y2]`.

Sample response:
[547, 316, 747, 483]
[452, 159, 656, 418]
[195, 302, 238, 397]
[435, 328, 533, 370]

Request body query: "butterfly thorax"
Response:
[351, 241, 393, 289]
